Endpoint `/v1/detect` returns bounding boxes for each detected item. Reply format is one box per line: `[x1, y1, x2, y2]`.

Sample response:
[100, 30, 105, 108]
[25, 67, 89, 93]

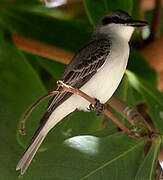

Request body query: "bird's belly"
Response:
[72, 45, 129, 111]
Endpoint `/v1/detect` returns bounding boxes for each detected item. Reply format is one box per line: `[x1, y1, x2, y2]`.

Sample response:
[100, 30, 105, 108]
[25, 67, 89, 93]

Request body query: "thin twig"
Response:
[19, 89, 64, 135]
[19, 81, 136, 137]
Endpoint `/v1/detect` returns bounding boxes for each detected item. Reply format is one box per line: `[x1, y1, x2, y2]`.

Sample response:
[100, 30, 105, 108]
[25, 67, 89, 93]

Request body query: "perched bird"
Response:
[16, 10, 148, 174]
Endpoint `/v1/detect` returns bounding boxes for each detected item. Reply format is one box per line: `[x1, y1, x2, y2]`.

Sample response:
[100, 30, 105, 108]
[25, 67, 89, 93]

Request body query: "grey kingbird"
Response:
[16, 10, 148, 174]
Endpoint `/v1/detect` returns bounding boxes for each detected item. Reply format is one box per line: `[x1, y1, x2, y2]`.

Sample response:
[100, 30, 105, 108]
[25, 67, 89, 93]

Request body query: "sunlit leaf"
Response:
[126, 70, 163, 132]
[0, 6, 91, 51]
[23, 133, 145, 179]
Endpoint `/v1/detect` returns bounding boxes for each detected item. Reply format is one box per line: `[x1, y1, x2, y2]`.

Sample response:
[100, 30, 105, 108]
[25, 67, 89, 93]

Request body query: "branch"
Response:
[140, 35, 163, 90]
[19, 81, 137, 137]
[12, 33, 74, 65]
[107, 96, 154, 132]
[19, 89, 64, 135]
[147, 0, 161, 41]
[13, 33, 163, 90]
[140, 0, 163, 11]
[140, 35, 163, 71]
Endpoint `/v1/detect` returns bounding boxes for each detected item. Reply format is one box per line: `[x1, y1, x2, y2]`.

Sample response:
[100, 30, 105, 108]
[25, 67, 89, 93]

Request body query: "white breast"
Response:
[74, 37, 130, 111]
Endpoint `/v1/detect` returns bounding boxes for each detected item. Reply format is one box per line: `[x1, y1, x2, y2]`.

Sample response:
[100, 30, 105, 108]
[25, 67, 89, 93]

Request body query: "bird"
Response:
[16, 10, 148, 174]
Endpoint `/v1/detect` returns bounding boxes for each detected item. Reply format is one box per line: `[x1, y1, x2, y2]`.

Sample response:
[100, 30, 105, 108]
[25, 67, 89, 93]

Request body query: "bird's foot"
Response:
[88, 98, 106, 116]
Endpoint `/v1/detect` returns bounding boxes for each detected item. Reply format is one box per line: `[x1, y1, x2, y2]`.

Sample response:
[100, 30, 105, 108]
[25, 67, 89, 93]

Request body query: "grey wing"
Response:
[41, 39, 111, 123]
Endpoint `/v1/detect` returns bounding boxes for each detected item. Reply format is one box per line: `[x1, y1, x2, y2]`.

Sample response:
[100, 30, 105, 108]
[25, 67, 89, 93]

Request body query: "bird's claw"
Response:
[87, 98, 105, 116]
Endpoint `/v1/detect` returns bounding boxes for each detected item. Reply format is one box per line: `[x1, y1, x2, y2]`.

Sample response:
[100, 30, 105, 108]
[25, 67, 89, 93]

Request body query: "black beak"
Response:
[127, 20, 148, 27]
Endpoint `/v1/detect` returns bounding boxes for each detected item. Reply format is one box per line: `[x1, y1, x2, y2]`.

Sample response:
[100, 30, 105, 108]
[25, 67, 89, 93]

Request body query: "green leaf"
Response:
[36, 56, 66, 80]
[84, 0, 107, 25]
[106, 0, 133, 14]
[0, 6, 91, 51]
[0, 29, 47, 179]
[84, 0, 133, 25]
[35, 110, 103, 151]
[116, 75, 136, 104]
[22, 133, 145, 179]
[128, 49, 157, 88]
[132, 0, 140, 19]
[126, 70, 163, 132]
[135, 136, 161, 180]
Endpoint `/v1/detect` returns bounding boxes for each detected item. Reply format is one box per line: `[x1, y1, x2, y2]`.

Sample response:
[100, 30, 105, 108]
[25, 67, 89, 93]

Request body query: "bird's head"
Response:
[94, 10, 148, 41]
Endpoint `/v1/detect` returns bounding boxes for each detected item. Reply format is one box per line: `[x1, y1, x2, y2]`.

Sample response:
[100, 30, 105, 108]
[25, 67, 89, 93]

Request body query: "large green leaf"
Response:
[135, 136, 161, 180]
[22, 133, 145, 179]
[0, 29, 47, 179]
[0, 6, 91, 51]
[84, 0, 133, 25]
[126, 70, 163, 132]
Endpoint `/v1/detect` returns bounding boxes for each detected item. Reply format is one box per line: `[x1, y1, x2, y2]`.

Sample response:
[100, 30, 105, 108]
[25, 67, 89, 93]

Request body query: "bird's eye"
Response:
[101, 17, 111, 25]
[112, 16, 121, 22]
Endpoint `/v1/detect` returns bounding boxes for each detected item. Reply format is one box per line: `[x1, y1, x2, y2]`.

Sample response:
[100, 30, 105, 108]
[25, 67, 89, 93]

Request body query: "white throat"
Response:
[99, 24, 134, 42]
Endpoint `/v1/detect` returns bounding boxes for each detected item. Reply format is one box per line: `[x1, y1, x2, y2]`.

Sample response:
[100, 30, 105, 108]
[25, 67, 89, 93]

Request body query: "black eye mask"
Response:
[101, 16, 130, 25]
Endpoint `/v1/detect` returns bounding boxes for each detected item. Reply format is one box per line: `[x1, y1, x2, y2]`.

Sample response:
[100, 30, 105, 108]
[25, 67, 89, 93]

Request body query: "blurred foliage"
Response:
[0, 0, 163, 179]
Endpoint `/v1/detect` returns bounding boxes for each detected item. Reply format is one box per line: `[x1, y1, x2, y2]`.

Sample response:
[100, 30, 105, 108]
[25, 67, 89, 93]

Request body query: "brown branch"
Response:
[19, 81, 137, 137]
[141, 35, 163, 71]
[19, 90, 64, 135]
[140, 0, 156, 11]
[12, 33, 74, 65]
[13, 33, 163, 91]
[108, 96, 154, 132]
[140, 0, 163, 11]
[147, 0, 161, 41]
[140, 35, 163, 90]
